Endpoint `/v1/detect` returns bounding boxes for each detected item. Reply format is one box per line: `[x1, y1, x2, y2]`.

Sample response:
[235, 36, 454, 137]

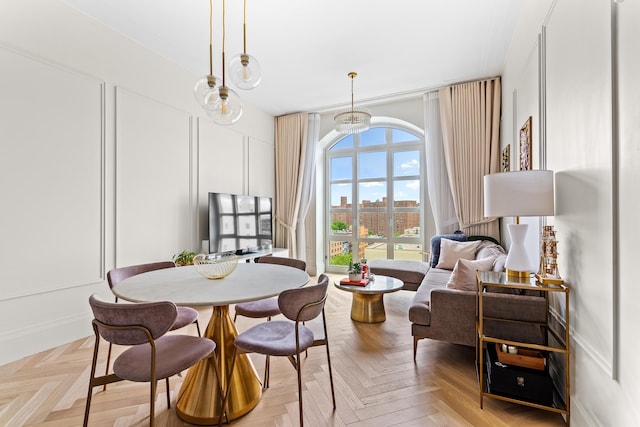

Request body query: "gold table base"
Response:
[176, 305, 262, 425]
[350, 293, 386, 323]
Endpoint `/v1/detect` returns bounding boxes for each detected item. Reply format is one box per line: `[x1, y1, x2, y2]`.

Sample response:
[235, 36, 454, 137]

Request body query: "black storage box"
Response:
[485, 344, 553, 405]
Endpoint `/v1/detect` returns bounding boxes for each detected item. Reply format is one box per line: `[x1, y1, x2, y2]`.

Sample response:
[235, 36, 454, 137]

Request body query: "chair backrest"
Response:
[278, 274, 329, 322]
[256, 256, 306, 272]
[88, 294, 177, 345]
[106, 261, 175, 289]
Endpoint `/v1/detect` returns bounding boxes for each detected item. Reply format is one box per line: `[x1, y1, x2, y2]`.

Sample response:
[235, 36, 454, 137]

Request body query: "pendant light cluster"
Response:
[334, 72, 371, 135]
[194, 0, 261, 125]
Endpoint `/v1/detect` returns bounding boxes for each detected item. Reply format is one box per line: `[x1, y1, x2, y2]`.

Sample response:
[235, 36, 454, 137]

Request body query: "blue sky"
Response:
[330, 150, 420, 206]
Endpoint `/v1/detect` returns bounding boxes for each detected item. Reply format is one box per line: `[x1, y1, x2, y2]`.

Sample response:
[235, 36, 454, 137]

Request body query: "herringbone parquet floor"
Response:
[0, 274, 565, 426]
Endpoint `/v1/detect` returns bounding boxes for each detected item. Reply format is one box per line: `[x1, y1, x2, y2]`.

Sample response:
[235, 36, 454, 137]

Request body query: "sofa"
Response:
[369, 233, 548, 360]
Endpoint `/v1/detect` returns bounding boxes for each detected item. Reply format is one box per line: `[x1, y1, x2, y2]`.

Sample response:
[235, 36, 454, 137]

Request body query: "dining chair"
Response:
[84, 294, 226, 427]
[104, 261, 201, 388]
[222, 274, 335, 427]
[233, 255, 306, 388]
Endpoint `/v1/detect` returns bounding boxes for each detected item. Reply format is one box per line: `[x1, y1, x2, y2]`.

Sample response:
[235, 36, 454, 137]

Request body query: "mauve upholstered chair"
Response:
[233, 255, 306, 388]
[222, 274, 335, 427]
[104, 262, 201, 388]
[84, 294, 224, 427]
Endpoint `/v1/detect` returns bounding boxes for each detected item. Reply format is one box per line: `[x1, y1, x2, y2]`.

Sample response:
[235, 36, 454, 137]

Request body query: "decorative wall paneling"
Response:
[0, 46, 105, 300]
[545, 0, 614, 378]
[115, 87, 192, 267]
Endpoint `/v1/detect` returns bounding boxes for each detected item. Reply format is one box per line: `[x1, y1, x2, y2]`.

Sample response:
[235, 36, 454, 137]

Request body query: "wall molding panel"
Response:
[0, 46, 105, 301]
[115, 87, 193, 267]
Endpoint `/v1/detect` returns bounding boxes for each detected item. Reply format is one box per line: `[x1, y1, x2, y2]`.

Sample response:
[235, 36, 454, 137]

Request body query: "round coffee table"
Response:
[334, 275, 404, 323]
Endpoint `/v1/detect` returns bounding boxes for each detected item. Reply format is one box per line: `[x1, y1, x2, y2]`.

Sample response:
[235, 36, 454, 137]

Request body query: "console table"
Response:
[476, 271, 570, 425]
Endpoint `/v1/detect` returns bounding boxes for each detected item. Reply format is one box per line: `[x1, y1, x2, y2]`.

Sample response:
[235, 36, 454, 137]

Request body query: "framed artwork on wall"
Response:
[519, 117, 532, 170]
[502, 144, 511, 172]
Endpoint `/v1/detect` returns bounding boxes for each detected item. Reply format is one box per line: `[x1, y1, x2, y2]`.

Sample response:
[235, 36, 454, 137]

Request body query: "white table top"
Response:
[334, 275, 404, 295]
[112, 263, 310, 307]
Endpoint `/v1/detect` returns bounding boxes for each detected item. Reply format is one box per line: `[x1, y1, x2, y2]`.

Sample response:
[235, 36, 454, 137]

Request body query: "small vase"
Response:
[349, 273, 361, 282]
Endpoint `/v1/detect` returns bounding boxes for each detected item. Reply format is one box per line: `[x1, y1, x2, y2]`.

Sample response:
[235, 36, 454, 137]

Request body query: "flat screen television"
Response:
[208, 192, 273, 255]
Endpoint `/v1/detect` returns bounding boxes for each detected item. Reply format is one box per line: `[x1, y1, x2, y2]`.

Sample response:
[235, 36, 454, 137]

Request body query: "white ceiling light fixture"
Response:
[334, 72, 371, 135]
[229, 0, 261, 90]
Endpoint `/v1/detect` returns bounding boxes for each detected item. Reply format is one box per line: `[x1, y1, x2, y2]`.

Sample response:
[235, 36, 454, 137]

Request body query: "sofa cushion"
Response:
[408, 267, 452, 325]
[493, 254, 508, 272]
[446, 257, 495, 291]
[476, 241, 506, 260]
[435, 239, 480, 270]
[429, 232, 466, 267]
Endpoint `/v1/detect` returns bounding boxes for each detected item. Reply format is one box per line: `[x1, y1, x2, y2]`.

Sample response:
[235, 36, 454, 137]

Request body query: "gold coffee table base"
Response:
[176, 305, 262, 425]
[351, 293, 386, 323]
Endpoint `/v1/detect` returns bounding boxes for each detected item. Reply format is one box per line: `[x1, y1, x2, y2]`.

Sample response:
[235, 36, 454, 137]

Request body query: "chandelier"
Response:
[334, 72, 371, 135]
[194, 0, 261, 125]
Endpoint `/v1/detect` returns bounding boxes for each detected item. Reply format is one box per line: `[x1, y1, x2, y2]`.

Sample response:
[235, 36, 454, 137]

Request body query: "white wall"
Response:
[502, 0, 640, 424]
[0, 0, 274, 365]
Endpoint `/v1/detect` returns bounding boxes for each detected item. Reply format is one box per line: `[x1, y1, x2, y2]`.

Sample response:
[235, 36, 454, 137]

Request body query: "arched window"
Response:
[325, 125, 426, 271]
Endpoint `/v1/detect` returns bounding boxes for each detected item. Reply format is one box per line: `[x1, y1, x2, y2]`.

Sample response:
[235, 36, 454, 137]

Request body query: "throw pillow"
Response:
[447, 257, 495, 291]
[435, 238, 481, 270]
[429, 231, 467, 267]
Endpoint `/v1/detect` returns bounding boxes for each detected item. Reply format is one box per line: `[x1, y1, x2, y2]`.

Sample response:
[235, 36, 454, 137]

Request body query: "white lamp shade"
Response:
[484, 170, 555, 218]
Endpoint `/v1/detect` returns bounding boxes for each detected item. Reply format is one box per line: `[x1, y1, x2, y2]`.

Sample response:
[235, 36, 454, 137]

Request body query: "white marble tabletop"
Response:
[112, 263, 310, 307]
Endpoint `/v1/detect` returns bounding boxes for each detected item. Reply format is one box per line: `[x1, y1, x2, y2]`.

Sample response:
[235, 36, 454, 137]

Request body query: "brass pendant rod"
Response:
[221, 0, 227, 87]
[208, 0, 213, 76]
[243, 0, 247, 54]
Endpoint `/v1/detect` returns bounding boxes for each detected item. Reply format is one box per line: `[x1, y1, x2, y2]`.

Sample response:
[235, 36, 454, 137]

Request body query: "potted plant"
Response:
[348, 261, 362, 281]
[173, 250, 197, 266]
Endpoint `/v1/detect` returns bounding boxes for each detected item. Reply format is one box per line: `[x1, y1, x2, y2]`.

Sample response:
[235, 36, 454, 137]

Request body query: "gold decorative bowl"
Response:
[193, 252, 239, 279]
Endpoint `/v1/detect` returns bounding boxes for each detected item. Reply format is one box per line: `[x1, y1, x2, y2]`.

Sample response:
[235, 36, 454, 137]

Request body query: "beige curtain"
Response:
[439, 78, 501, 239]
[274, 113, 309, 257]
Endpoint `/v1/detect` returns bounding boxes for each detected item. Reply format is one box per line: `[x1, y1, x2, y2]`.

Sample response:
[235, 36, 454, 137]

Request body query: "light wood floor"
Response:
[0, 274, 566, 426]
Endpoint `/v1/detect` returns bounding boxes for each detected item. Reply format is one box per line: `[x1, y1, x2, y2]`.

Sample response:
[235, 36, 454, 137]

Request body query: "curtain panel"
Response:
[439, 78, 501, 239]
[274, 113, 309, 257]
[424, 91, 459, 235]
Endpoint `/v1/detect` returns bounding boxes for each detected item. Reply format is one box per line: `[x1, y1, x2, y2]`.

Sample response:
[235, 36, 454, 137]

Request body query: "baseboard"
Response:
[0, 312, 92, 366]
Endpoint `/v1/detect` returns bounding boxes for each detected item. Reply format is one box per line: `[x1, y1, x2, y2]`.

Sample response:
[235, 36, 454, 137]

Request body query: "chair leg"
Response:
[264, 355, 270, 389]
[103, 342, 113, 391]
[413, 336, 419, 362]
[219, 349, 239, 427]
[150, 380, 157, 427]
[195, 319, 201, 337]
[295, 349, 304, 427]
[103, 295, 118, 391]
[83, 336, 101, 427]
[324, 338, 336, 410]
[165, 377, 171, 408]
[321, 310, 336, 410]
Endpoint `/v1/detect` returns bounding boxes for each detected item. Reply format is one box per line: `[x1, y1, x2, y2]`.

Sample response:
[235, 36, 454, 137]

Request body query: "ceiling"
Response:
[61, 0, 523, 117]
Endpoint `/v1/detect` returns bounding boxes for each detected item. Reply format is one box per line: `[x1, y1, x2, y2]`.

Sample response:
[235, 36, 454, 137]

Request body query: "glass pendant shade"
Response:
[229, 53, 261, 90]
[194, 74, 218, 107]
[206, 86, 243, 125]
[334, 109, 371, 135]
[201, 85, 221, 113]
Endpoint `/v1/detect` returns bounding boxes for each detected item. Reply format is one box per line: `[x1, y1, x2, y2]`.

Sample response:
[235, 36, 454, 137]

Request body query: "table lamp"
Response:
[483, 170, 555, 278]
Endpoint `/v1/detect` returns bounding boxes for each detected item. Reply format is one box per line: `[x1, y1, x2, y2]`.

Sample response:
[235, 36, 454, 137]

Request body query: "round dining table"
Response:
[112, 262, 309, 425]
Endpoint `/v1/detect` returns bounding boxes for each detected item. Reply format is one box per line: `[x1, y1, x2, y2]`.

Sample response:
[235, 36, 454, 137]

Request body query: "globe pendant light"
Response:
[210, 0, 242, 124]
[194, 0, 218, 107]
[229, 0, 261, 90]
[334, 72, 371, 135]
